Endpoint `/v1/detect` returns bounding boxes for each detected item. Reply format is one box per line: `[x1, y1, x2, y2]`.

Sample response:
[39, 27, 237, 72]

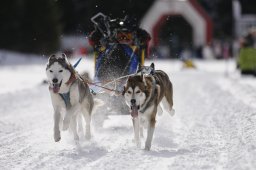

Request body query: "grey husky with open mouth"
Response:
[46, 53, 96, 142]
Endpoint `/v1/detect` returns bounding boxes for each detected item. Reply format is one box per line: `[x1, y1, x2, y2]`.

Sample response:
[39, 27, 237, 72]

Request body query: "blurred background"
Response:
[0, 0, 255, 59]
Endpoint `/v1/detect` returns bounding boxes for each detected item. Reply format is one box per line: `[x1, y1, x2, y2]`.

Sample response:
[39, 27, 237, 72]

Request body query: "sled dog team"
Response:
[46, 54, 175, 150]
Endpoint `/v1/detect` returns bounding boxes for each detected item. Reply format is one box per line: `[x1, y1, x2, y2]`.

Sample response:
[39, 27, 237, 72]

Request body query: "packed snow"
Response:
[0, 50, 256, 170]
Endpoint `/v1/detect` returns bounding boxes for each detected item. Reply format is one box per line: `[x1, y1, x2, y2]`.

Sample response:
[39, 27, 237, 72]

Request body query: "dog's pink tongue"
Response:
[52, 86, 60, 93]
[131, 106, 138, 118]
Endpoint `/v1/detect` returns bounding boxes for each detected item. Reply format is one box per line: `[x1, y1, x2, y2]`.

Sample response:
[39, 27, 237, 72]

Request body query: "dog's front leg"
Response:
[54, 110, 61, 142]
[132, 117, 141, 147]
[63, 111, 71, 131]
[145, 117, 156, 151]
[63, 104, 79, 131]
[70, 115, 79, 141]
[140, 126, 144, 138]
[84, 112, 91, 140]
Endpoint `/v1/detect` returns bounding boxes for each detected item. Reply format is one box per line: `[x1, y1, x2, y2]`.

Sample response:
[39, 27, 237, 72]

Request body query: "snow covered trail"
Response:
[0, 57, 256, 170]
[169, 70, 256, 170]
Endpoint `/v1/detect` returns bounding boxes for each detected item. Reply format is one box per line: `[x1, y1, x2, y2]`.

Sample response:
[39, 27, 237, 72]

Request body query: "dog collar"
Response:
[66, 73, 76, 86]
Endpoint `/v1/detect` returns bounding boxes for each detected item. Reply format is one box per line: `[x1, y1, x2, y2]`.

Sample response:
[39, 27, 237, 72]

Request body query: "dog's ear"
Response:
[48, 54, 56, 62]
[150, 63, 155, 70]
[61, 53, 67, 58]
[140, 72, 143, 79]
[61, 53, 71, 65]
[46, 54, 56, 70]
[61, 53, 68, 62]
[142, 74, 147, 87]
[122, 86, 126, 96]
[50, 54, 56, 58]
[136, 63, 142, 73]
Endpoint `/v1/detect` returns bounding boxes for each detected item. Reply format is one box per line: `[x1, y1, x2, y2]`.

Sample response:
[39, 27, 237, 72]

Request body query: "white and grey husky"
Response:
[123, 63, 175, 150]
[46, 53, 95, 142]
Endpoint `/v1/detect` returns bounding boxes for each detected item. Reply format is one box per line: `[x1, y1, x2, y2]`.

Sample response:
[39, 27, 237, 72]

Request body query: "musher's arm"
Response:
[136, 28, 151, 58]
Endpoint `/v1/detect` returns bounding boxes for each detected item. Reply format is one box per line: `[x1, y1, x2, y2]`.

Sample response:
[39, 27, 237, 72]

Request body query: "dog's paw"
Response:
[140, 133, 144, 138]
[54, 133, 61, 142]
[136, 142, 141, 148]
[144, 145, 151, 151]
[62, 119, 70, 131]
[85, 133, 91, 140]
[145, 141, 151, 151]
[62, 124, 69, 131]
[169, 109, 175, 116]
[74, 135, 79, 141]
[132, 139, 141, 148]
[54, 136, 61, 142]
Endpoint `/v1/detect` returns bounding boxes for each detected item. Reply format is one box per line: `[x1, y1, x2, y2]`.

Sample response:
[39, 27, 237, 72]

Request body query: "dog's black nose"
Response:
[131, 99, 136, 105]
[52, 78, 58, 83]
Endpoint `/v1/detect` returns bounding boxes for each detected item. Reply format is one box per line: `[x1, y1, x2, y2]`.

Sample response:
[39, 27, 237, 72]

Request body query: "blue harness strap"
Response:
[95, 45, 114, 78]
[73, 57, 82, 68]
[121, 44, 139, 74]
[59, 92, 71, 108]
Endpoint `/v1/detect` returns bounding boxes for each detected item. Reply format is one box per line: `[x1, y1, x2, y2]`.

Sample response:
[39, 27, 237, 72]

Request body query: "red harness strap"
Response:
[65, 73, 76, 86]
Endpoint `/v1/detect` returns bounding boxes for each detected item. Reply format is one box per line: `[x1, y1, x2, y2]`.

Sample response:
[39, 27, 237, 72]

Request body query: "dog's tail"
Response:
[158, 105, 163, 116]
[92, 98, 104, 114]
[158, 103, 175, 116]
[161, 98, 175, 117]
[94, 98, 104, 107]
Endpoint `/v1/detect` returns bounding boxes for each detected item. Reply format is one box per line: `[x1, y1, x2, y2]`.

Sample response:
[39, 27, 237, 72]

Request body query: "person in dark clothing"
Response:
[89, 15, 151, 55]
[88, 13, 151, 81]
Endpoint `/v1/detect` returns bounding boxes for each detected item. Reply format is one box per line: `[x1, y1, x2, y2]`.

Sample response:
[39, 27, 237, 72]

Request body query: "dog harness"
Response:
[59, 92, 71, 108]
[59, 73, 76, 109]
[139, 75, 156, 113]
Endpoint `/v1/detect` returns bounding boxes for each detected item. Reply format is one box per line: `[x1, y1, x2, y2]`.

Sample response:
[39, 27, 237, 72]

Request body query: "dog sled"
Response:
[88, 13, 151, 115]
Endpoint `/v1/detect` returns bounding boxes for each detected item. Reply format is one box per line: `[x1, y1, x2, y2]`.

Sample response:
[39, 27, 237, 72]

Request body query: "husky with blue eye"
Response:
[46, 53, 96, 142]
[123, 63, 174, 150]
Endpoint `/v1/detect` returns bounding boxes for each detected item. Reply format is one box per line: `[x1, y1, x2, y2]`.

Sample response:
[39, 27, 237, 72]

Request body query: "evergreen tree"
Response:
[0, 0, 61, 54]
[0, 0, 24, 51]
[21, 0, 61, 54]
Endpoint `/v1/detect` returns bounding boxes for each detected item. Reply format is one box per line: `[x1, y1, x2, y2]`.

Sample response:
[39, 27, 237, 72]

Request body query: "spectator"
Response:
[242, 27, 256, 48]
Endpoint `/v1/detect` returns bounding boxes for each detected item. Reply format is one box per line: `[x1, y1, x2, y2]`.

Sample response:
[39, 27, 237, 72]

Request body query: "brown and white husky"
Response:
[123, 63, 174, 150]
